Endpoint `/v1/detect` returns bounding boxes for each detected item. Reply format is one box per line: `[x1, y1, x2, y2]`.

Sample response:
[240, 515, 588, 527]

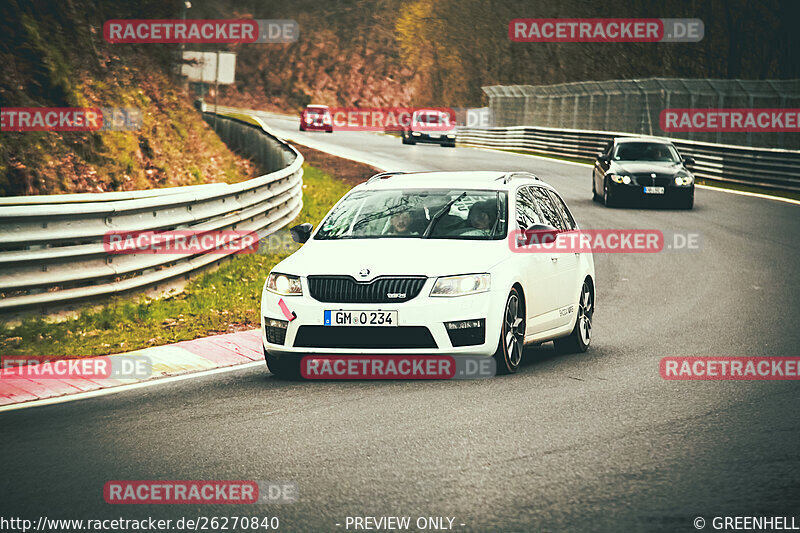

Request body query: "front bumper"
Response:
[261, 282, 502, 357]
[403, 131, 456, 145]
[300, 122, 333, 132]
[606, 181, 694, 204]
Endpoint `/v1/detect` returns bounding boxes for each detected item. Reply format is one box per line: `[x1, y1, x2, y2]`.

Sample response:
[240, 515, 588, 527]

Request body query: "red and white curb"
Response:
[0, 329, 263, 411]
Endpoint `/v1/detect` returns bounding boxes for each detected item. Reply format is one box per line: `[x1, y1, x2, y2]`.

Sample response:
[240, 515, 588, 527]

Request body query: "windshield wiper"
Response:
[423, 192, 466, 238]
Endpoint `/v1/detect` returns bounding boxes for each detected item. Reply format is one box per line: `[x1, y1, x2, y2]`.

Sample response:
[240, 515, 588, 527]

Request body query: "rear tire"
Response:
[264, 349, 301, 380]
[553, 281, 593, 354]
[493, 288, 525, 374]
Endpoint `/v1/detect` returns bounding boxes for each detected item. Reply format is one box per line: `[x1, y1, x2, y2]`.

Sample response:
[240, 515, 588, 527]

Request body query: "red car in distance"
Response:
[300, 104, 333, 132]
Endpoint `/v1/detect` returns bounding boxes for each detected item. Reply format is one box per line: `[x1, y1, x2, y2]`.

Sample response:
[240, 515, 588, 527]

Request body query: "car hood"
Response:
[609, 161, 687, 175]
[273, 238, 508, 280]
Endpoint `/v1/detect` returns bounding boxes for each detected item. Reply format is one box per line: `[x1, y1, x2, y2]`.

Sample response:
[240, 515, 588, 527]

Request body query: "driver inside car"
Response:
[461, 201, 497, 236]
[386, 210, 417, 235]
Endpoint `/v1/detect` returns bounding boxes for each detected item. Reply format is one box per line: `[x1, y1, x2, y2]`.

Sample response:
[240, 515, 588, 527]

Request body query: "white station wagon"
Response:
[261, 171, 595, 377]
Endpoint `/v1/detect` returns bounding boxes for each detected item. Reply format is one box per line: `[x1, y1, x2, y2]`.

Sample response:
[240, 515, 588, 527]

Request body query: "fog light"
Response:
[444, 319, 486, 347]
[445, 319, 483, 330]
[268, 319, 288, 329]
[265, 318, 289, 345]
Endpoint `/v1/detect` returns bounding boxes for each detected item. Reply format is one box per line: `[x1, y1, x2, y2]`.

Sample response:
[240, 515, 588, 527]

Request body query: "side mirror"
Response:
[597, 154, 609, 164]
[290, 223, 313, 244]
[517, 223, 559, 247]
[682, 156, 695, 167]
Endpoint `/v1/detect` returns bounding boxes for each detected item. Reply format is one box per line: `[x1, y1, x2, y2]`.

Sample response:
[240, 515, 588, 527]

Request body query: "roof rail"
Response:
[366, 171, 409, 184]
[496, 172, 540, 184]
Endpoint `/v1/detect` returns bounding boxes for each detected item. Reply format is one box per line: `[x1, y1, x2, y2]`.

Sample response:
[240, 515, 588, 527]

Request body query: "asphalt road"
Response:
[3, 114, 799, 532]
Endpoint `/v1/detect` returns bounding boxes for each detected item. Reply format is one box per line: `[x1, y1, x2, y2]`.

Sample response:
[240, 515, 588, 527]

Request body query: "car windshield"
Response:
[315, 189, 507, 240]
[306, 107, 328, 115]
[613, 142, 680, 162]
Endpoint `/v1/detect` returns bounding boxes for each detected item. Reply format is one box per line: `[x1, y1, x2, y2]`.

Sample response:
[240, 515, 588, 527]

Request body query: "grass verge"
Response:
[0, 164, 351, 357]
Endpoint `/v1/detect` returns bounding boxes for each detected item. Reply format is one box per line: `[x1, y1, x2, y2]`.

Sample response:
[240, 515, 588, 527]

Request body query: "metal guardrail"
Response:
[0, 113, 304, 315]
[456, 125, 800, 193]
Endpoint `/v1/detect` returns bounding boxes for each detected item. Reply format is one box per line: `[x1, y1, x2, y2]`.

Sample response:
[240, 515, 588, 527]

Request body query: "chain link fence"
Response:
[484, 78, 800, 149]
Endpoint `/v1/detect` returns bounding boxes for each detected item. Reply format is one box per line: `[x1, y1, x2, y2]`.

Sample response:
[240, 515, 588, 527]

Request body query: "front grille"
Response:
[293, 326, 437, 349]
[307, 276, 427, 303]
[633, 173, 674, 187]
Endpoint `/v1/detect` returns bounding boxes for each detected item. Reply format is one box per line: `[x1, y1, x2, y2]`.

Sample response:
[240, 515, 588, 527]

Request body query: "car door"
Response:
[546, 189, 583, 321]
[530, 186, 577, 329]
[513, 185, 563, 336]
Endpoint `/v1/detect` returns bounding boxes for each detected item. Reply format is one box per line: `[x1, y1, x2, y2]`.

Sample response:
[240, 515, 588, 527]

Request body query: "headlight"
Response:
[610, 174, 631, 184]
[430, 274, 490, 297]
[674, 175, 693, 186]
[266, 273, 303, 296]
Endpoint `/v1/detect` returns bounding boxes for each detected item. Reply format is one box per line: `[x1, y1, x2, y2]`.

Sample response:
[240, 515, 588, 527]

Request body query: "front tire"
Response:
[554, 281, 593, 354]
[494, 288, 525, 374]
[603, 182, 617, 208]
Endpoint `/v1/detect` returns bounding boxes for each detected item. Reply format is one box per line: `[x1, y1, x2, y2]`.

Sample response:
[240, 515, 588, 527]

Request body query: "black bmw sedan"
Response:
[592, 137, 696, 209]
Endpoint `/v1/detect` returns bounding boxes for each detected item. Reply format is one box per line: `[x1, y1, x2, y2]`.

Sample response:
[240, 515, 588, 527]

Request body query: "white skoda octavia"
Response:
[261, 171, 595, 377]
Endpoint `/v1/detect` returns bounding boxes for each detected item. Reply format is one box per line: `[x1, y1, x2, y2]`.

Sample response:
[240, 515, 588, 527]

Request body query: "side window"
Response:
[547, 190, 577, 230]
[515, 187, 541, 229]
[530, 187, 565, 230]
